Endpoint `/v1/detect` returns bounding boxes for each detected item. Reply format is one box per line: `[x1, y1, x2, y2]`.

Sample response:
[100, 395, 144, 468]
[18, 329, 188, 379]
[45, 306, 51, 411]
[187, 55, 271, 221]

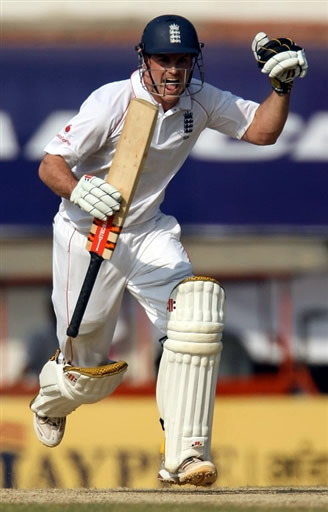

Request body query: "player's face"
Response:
[143, 53, 193, 110]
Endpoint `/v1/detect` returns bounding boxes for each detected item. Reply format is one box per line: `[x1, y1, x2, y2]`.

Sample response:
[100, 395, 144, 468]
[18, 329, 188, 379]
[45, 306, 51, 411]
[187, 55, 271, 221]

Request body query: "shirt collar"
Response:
[130, 70, 192, 112]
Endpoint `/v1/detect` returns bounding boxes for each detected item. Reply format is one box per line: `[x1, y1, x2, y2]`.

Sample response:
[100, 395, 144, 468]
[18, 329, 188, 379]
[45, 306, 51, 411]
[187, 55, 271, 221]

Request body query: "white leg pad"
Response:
[156, 276, 224, 472]
[30, 351, 128, 417]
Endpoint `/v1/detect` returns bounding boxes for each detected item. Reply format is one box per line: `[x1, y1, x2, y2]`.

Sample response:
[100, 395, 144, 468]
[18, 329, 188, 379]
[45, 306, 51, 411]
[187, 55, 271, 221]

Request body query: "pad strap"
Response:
[30, 351, 128, 417]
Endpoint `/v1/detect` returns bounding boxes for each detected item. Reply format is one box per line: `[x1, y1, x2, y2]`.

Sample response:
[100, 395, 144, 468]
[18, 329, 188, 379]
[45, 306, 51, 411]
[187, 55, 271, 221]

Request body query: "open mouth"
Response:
[164, 78, 181, 92]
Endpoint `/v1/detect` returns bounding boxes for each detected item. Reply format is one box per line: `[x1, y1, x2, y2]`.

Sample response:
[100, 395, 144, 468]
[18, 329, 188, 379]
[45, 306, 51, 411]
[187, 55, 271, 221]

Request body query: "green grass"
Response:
[1, 505, 327, 512]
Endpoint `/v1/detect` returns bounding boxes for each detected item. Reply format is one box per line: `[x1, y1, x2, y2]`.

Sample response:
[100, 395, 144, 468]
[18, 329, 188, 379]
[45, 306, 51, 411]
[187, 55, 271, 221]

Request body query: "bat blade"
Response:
[87, 98, 159, 259]
[66, 98, 158, 338]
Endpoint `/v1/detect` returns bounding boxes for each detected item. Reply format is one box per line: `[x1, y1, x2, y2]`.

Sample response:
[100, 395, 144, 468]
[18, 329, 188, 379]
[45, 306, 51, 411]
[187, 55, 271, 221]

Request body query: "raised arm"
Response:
[242, 90, 290, 145]
[242, 32, 308, 146]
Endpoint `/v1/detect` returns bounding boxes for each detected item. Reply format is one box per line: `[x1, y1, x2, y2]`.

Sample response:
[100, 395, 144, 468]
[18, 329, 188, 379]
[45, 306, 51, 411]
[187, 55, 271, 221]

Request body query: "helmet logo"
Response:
[169, 24, 181, 44]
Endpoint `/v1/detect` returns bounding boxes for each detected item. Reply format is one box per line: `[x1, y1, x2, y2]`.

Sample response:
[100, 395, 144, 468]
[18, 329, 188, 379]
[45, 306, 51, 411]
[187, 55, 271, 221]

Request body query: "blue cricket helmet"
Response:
[136, 14, 204, 55]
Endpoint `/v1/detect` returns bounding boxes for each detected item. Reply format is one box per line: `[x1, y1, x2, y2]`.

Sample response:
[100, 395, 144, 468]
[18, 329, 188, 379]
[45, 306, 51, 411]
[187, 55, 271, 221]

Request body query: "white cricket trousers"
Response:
[52, 212, 192, 367]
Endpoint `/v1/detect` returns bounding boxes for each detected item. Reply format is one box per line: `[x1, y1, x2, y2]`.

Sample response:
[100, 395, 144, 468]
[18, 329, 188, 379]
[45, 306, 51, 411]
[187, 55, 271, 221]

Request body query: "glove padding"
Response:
[252, 32, 308, 94]
[70, 174, 121, 220]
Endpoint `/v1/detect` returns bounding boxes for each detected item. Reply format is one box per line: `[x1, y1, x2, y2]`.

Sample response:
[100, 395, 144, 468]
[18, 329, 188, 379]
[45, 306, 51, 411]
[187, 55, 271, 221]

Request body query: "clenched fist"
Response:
[252, 32, 308, 94]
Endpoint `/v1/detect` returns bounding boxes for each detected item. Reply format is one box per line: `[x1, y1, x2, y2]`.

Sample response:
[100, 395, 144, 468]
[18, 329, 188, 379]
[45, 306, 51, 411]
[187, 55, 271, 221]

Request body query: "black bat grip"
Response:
[66, 252, 103, 338]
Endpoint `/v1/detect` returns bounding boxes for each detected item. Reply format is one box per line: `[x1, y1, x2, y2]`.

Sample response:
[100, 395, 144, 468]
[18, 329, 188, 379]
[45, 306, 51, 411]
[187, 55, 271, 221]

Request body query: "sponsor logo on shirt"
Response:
[56, 133, 71, 145]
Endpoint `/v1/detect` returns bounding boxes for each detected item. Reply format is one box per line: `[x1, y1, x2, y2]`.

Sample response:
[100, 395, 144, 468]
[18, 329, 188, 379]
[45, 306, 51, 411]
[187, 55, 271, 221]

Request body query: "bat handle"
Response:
[66, 252, 104, 338]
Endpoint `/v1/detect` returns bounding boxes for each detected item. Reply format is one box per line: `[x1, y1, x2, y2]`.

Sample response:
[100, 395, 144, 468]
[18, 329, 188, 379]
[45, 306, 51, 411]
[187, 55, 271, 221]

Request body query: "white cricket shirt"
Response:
[44, 70, 259, 233]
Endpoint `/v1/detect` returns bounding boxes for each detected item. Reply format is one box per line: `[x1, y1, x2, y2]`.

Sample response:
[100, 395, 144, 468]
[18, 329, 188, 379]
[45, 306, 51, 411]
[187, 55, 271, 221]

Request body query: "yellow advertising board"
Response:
[1, 395, 327, 488]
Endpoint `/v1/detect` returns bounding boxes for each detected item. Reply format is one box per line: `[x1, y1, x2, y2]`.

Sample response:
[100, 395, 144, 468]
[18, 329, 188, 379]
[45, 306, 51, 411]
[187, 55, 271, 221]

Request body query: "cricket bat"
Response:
[66, 98, 158, 338]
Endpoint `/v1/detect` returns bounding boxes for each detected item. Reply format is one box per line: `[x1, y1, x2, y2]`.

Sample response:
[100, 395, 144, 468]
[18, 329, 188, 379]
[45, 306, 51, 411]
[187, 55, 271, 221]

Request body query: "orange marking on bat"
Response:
[90, 216, 114, 256]
[111, 225, 122, 234]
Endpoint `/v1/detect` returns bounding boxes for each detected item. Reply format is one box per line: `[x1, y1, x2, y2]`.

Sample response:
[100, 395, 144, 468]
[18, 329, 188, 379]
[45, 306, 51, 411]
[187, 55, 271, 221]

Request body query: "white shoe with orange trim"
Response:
[158, 456, 218, 486]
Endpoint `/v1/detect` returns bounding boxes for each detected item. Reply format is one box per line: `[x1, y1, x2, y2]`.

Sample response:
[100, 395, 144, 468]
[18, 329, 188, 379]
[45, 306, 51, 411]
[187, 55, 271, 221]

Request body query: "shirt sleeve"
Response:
[43, 86, 113, 169]
[204, 84, 259, 140]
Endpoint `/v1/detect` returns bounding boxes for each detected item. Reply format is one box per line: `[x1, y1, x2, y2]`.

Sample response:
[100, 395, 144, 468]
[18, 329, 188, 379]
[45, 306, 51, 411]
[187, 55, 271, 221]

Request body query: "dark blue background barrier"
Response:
[1, 44, 327, 233]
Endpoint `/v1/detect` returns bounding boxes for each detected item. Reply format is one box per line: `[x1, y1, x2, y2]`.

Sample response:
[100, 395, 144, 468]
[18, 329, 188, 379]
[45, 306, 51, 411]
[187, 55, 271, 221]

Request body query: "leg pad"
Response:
[31, 350, 128, 417]
[157, 276, 225, 472]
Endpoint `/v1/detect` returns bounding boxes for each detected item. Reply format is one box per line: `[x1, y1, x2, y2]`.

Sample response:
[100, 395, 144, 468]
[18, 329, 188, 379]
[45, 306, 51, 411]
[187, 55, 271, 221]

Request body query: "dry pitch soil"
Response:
[1, 487, 328, 508]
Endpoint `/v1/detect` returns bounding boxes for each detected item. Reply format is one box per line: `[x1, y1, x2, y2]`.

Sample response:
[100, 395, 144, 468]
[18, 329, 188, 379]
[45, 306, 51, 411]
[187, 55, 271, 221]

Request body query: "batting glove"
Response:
[70, 174, 121, 220]
[252, 32, 308, 94]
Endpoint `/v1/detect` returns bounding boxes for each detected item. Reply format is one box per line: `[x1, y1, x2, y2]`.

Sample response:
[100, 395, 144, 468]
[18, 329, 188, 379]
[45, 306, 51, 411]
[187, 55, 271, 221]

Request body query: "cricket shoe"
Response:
[33, 413, 66, 448]
[158, 457, 218, 486]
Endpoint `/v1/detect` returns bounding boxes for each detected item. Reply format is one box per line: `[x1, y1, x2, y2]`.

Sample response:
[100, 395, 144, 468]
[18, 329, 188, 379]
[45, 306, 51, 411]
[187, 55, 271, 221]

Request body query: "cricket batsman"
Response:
[30, 14, 308, 486]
